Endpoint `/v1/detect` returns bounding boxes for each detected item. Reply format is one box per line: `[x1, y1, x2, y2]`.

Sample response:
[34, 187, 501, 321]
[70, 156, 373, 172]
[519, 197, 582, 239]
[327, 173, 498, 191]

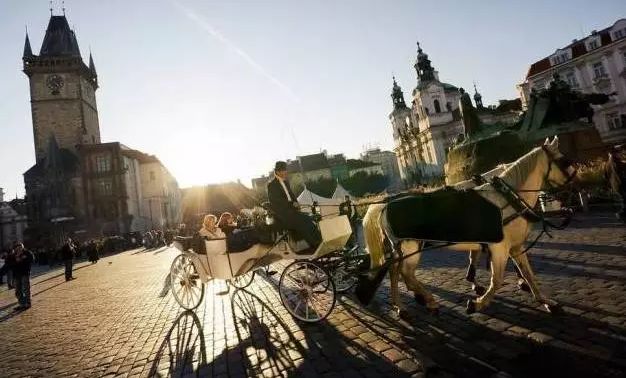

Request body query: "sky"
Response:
[0, 0, 624, 197]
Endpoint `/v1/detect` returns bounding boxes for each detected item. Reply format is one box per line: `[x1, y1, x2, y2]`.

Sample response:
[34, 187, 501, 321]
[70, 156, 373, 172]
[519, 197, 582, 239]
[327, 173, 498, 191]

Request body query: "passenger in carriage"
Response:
[217, 212, 237, 235]
[199, 214, 226, 239]
[267, 161, 322, 250]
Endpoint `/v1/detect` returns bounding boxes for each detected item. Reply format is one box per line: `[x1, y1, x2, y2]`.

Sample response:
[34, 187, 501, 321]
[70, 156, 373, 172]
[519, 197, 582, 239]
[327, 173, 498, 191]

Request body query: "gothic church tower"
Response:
[23, 13, 100, 161]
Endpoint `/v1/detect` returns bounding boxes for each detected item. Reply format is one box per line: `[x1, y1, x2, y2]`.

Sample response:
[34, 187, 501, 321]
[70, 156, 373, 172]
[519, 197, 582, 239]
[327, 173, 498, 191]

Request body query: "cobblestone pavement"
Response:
[0, 212, 624, 377]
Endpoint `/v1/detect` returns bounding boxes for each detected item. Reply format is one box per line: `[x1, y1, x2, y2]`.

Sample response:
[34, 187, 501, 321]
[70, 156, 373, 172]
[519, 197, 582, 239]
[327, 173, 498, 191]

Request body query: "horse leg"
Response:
[467, 249, 486, 295]
[467, 244, 508, 314]
[389, 261, 403, 316]
[400, 252, 439, 315]
[511, 251, 560, 313]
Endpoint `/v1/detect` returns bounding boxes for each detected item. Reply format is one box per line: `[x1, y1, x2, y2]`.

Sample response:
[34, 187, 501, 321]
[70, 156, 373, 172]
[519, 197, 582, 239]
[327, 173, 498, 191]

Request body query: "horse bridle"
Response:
[542, 145, 577, 188]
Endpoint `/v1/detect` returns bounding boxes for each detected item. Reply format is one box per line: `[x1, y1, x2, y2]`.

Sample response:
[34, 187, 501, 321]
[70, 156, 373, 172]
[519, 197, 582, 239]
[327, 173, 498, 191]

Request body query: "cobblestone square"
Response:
[0, 212, 624, 377]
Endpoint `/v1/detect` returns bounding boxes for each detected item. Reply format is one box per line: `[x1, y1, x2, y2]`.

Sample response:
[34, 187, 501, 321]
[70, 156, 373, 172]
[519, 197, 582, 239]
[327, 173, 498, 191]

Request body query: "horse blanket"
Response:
[385, 188, 504, 243]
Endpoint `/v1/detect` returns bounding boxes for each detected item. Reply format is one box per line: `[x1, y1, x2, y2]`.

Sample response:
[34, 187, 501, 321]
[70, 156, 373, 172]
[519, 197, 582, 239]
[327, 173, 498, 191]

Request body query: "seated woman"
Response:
[217, 212, 238, 235]
[199, 214, 225, 239]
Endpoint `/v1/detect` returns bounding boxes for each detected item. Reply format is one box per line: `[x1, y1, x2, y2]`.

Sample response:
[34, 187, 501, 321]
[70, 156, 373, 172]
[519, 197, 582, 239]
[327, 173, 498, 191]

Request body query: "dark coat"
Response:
[11, 250, 34, 277]
[61, 243, 75, 261]
[267, 177, 297, 215]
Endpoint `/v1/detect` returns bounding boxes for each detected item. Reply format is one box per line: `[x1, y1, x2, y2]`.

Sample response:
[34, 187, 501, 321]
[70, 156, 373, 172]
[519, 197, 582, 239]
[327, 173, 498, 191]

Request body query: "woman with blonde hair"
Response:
[199, 214, 225, 239]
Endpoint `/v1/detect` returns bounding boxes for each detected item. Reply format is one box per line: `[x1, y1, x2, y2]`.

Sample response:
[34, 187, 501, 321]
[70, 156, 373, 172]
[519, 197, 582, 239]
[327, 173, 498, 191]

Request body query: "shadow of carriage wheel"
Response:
[147, 310, 208, 377]
[230, 288, 308, 376]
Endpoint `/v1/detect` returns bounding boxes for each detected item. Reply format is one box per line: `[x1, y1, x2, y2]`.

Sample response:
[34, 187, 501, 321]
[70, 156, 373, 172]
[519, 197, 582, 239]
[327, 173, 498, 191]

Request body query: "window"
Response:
[565, 71, 579, 89]
[97, 179, 112, 195]
[532, 80, 545, 91]
[95, 155, 111, 173]
[424, 107, 430, 115]
[434, 99, 441, 113]
[446, 102, 452, 111]
[588, 40, 599, 50]
[613, 28, 626, 40]
[150, 171, 155, 181]
[607, 112, 622, 130]
[552, 53, 569, 65]
[592, 62, 607, 79]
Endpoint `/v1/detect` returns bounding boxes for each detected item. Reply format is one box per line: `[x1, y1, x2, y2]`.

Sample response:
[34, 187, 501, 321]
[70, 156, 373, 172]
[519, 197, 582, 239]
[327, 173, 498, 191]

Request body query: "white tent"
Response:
[297, 188, 341, 217]
[331, 183, 352, 200]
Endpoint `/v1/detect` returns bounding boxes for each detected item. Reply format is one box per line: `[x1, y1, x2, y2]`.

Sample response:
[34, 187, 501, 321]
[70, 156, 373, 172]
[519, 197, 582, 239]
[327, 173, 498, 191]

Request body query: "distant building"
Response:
[390, 43, 522, 185]
[346, 159, 384, 177]
[360, 148, 401, 187]
[0, 189, 28, 249]
[390, 43, 465, 183]
[517, 19, 626, 144]
[181, 182, 259, 226]
[21, 13, 179, 245]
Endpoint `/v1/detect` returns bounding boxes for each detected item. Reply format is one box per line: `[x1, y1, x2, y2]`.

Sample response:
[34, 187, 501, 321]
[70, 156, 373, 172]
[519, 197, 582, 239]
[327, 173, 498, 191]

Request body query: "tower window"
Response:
[424, 107, 430, 115]
[95, 155, 111, 173]
[434, 100, 441, 113]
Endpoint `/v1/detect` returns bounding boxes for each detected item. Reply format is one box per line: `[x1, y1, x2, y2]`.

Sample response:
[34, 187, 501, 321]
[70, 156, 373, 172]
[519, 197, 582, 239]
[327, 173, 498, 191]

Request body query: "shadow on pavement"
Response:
[148, 310, 208, 377]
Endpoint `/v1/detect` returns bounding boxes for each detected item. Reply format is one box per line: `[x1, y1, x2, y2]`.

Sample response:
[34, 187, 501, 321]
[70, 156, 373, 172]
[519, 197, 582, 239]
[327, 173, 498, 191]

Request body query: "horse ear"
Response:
[544, 137, 550, 145]
[552, 135, 559, 147]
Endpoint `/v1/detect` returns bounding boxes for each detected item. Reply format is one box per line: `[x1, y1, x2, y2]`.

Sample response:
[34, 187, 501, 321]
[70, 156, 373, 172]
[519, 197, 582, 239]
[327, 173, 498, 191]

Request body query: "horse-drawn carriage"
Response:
[170, 208, 363, 322]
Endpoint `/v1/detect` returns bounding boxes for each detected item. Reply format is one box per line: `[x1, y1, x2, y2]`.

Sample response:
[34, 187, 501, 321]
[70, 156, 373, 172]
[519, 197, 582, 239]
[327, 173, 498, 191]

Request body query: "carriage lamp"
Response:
[265, 214, 275, 226]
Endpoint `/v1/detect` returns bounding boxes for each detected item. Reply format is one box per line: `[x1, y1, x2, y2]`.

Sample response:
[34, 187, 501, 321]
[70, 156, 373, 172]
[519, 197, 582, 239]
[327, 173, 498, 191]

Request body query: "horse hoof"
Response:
[544, 303, 563, 315]
[465, 266, 476, 283]
[414, 293, 427, 306]
[473, 284, 486, 296]
[466, 299, 477, 314]
[518, 281, 531, 293]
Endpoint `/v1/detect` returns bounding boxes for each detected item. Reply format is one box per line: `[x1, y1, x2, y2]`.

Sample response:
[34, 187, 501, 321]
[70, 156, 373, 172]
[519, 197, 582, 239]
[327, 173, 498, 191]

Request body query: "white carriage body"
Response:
[173, 215, 353, 281]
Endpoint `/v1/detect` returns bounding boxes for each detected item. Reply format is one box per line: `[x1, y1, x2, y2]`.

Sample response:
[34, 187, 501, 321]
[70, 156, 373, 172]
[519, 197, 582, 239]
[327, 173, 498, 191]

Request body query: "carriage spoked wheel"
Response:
[170, 254, 205, 310]
[231, 270, 256, 289]
[279, 261, 336, 322]
[331, 246, 362, 293]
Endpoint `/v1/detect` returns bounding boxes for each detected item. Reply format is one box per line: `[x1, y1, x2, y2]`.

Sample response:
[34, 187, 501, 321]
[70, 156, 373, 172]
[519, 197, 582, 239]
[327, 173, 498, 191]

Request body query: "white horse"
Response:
[363, 137, 575, 314]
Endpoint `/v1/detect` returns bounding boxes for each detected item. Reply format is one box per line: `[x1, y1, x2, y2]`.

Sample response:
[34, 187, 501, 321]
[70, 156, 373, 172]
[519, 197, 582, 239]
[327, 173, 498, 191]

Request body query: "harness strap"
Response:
[491, 176, 543, 225]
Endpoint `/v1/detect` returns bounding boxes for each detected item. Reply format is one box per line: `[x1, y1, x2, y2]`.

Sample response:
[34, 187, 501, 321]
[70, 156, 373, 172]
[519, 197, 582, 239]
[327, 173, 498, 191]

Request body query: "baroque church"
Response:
[389, 43, 516, 184]
[22, 12, 181, 245]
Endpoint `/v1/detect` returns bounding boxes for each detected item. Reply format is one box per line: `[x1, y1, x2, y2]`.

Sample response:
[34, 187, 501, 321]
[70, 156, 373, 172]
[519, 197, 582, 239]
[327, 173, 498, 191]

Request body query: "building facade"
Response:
[390, 43, 466, 184]
[360, 148, 401, 188]
[0, 189, 28, 250]
[518, 19, 626, 144]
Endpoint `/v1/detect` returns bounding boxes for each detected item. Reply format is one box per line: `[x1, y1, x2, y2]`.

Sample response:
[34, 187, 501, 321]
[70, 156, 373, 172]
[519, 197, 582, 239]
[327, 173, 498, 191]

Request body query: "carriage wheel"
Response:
[332, 246, 362, 293]
[170, 254, 205, 310]
[231, 271, 256, 289]
[279, 261, 336, 322]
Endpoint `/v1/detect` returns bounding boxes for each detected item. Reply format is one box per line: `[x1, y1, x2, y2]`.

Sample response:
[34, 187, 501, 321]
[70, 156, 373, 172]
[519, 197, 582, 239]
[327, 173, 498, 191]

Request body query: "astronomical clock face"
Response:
[46, 74, 64, 95]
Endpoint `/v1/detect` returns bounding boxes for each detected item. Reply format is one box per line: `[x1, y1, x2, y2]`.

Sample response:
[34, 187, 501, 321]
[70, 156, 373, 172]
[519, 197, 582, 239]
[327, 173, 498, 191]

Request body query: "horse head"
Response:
[542, 136, 577, 188]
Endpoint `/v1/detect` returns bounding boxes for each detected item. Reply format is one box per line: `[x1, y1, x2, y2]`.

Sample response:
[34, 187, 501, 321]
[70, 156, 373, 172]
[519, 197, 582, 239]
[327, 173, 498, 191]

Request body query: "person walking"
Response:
[1, 249, 15, 289]
[61, 238, 76, 281]
[11, 242, 34, 310]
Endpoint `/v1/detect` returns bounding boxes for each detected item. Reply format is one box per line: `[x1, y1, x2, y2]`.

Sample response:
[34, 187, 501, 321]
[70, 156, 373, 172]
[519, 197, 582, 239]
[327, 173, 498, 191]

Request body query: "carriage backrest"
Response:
[205, 239, 227, 255]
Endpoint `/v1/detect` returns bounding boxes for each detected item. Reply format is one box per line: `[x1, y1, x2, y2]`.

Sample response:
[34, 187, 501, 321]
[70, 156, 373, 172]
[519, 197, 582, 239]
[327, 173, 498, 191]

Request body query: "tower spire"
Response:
[414, 41, 436, 83]
[473, 81, 483, 109]
[23, 29, 33, 59]
[391, 76, 407, 110]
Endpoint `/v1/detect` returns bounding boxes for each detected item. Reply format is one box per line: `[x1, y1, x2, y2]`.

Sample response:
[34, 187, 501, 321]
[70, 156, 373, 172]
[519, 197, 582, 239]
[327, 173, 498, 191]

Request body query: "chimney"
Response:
[572, 38, 578, 43]
[591, 30, 598, 35]
[0, 187, 4, 203]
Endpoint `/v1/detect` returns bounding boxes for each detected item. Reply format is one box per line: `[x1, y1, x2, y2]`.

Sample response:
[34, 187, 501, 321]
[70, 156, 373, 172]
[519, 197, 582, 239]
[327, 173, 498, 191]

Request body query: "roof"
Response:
[39, 15, 81, 57]
[526, 19, 625, 79]
[346, 159, 379, 169]
[298, 153, 329, 171]
[327, 154, 346, 166]
[24, 148, 79, 178]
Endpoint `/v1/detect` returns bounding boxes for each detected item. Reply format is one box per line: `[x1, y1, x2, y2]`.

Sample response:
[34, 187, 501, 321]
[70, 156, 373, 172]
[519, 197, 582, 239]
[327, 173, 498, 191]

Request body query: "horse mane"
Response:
[499, 147, 544, 186]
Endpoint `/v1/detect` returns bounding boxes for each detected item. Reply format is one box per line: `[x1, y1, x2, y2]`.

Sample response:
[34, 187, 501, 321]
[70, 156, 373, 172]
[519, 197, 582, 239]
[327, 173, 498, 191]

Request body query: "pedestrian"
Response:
[61, 238, 76, 281]
[10, 242, 34, 310]
[1, 249, 16, 289]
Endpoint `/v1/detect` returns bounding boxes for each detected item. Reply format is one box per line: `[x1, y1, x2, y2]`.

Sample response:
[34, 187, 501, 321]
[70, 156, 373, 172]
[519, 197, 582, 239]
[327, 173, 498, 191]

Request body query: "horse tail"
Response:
[363, 203, 387, 270]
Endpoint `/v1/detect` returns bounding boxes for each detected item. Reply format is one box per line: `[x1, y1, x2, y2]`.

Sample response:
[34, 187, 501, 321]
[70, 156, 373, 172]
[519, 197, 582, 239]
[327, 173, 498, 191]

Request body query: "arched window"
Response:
[424, 107, 430, 115]
[434, 99, 441, 113]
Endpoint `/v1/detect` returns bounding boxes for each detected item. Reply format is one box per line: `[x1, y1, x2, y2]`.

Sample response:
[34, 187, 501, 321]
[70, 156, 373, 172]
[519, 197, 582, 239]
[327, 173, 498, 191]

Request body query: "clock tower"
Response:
[23, 14, 100, 162]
